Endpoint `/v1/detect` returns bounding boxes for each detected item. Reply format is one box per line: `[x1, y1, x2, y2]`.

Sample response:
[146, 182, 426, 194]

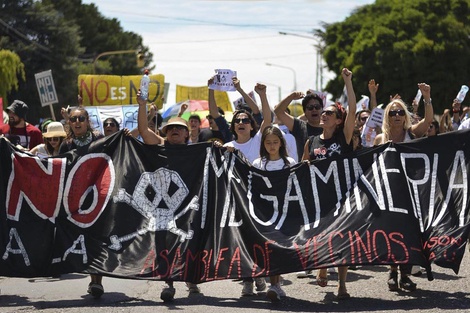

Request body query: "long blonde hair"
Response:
[381, 99, 412, 142]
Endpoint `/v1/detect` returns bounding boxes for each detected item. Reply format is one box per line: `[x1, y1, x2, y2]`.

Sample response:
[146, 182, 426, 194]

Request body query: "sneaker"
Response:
[266, 285, 285, 302]
[255, 277, 267, 291]
[87, 282, 104, 299]
[399, 275, 417, 291]
[241, 282, 254, 296]
[388, 271, 399, 291]
[411, 265, 422, 277]
[186, 282, 201, 294]
[296, 270, 311, 278]
[160, 285, 176, 302]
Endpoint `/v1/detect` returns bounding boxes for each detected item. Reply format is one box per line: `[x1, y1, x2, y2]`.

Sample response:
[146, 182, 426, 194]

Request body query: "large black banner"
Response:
[0, 129, 469, 282]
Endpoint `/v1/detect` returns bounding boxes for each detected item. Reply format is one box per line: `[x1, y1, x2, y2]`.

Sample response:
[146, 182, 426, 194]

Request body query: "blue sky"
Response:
[82, 0, 375, 108]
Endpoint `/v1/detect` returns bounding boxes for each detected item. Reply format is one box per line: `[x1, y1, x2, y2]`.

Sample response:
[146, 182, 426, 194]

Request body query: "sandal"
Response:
[316, 269, 328, 287]
[337, 291, 351, 300]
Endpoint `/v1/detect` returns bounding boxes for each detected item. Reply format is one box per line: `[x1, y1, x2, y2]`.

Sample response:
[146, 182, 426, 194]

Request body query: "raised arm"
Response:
[208, 77, 231, 142]
[368, 79, 379, 110]
[255, 83, 272, 133]
[208, 77, 220, 118]
[273, 92, 304, 132]
[439, 109, 450, 133]
[147, 102, 156, 121]
[411, 83, 433, 137]
[342, 68, 356, 144]
[129, 104, 158, 138]
[137, 92, 164, 144]
[302, 139, 311, 161]
[233, 77, 260, 115]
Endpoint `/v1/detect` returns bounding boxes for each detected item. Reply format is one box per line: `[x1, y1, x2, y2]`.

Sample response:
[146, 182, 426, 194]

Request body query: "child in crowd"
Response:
[252, 126, 296, 302]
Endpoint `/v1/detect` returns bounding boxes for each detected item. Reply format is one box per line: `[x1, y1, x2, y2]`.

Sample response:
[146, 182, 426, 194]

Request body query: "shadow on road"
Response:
[1, 287, 469, 312]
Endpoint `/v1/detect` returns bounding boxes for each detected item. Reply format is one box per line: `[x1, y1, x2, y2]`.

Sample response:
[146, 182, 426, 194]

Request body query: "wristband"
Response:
[424, 98, 432, 105]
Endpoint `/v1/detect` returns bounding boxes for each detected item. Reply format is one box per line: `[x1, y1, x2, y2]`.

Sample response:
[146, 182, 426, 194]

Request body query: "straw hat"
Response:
[161, 117, 189, 134]
[43, 122, 67, 138]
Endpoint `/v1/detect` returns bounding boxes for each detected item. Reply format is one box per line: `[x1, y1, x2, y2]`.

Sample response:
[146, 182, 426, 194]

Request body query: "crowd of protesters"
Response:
[1, 67, 468, 304]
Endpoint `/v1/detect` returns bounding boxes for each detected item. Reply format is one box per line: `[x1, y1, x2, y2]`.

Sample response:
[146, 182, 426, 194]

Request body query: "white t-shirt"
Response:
[273, 123, 298, 161]
[224, 131, 262, 164]
[34, 143, 50, 159]
[252, 157, 296, 171]
[282, 132, 298, 162]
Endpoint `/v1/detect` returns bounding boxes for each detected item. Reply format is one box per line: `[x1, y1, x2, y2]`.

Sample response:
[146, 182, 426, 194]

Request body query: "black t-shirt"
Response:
[307, 131, 352, 161]
[292, 119, 322, 160]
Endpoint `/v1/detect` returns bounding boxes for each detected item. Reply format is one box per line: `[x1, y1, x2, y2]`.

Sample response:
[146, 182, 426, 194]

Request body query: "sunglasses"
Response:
[360, 116, 369, 122]
[166, 125, 187, 131]
[69, 115, 86, 123]
[388, 110, 406, 117]
[104, 122, 116, 127]
[321, 110, 336, 117]
[46, 137, 61, 142]
[233, 117, 251, 124]
[305, 103, 322, 111]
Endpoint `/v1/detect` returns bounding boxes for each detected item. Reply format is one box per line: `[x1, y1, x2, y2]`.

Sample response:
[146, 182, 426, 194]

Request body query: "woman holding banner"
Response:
[59, 106, 103, 154]
[373, 82, 433, 292]
[301, 68, 356, 300]
[218, 77, 273, 297]
[58, 106, 105, 298]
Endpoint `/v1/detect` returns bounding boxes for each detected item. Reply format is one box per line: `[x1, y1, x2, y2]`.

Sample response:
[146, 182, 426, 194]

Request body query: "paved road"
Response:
[1, 251, 470, 313]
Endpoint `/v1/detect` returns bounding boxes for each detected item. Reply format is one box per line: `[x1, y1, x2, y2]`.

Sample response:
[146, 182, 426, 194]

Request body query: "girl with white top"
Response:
[219, 78, 271, 297]
[252, 125, 296, 302]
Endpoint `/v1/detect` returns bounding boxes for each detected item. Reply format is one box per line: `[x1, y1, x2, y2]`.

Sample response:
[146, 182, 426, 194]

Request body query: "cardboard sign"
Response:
[35, 70, 58, 107]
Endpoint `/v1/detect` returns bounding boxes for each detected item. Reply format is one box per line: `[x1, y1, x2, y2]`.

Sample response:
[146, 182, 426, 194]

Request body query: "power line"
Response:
[159, 52, 313, 63]
[147, 34, 279, 45]
[0, 18, 51, 52]
[103, 10, 318, 29]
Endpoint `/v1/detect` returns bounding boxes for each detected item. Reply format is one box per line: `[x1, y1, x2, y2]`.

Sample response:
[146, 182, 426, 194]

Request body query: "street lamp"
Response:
[265, 63, 297, 91]
[93, 49, 141, 74]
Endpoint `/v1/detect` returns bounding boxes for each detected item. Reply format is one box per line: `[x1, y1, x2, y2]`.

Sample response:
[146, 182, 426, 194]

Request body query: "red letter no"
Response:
[64, 154, 115, 228]
[7, 154, 66, 221]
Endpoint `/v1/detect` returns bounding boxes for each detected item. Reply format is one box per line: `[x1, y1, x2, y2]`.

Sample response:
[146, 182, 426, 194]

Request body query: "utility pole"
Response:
[279, 31, 324, 90]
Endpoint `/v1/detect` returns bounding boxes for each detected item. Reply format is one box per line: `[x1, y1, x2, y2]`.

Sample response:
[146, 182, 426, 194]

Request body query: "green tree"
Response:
[0, 50, 26, 108]
[0, 0, 152, 124]
[0, 0, 82, 122]
[48, 0, 153, 74]
[322, 0, 470, 113]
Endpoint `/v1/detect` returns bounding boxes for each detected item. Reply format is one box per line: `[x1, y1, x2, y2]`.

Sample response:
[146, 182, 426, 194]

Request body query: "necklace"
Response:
[73, 131, 93, 146]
